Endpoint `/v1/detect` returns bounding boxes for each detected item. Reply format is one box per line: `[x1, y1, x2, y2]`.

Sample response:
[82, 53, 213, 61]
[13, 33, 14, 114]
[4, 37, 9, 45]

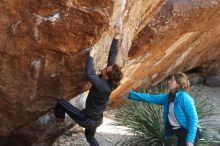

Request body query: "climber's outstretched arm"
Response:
[86, 47, 110, 91]
[107, 24, 122, 66]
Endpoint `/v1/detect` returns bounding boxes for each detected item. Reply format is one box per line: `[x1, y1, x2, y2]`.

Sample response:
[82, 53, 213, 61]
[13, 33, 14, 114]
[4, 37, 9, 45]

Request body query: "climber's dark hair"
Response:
[107, 64, 123, 89]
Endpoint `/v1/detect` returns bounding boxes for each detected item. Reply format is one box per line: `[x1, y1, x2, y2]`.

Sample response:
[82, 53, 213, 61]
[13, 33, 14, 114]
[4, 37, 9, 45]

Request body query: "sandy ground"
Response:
[52, 115, 131, 146]
[52, 84, 220, 146]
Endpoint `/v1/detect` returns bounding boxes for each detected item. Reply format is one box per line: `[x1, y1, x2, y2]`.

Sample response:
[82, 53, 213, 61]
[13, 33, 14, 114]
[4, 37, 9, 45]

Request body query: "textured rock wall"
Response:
[110, 0, 220, 106]
[0, 0, 114, 143]
[0, 0, 220, 145]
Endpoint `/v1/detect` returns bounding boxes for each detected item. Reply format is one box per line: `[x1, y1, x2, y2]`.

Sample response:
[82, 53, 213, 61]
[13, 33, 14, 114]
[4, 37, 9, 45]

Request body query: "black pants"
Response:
[53, 98, 103, 146]
[167, 121, 199, 146]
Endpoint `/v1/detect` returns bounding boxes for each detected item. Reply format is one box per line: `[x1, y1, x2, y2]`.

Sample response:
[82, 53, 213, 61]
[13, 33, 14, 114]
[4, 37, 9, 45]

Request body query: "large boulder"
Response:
[110, 0, 220, 106]
[204, 60, 220, 87]
[205, 72, 220, 87]
[1, 0, 220, 145]
[0, 0, 114, 145]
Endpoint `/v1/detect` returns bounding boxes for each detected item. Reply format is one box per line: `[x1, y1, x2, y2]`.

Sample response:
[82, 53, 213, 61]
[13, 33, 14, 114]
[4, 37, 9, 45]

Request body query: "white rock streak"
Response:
[33, 12, 60, 40]
[48, 13, 60, 24]
[115, 0, 126, 27]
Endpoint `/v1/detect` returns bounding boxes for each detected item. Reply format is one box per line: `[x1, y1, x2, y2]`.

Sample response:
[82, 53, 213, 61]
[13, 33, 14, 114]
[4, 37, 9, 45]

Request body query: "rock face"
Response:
[0, 0, 220, 145]
[205, 69, 220, 87]
[0, 0, 114, 145]
[110, 0, 220, 106]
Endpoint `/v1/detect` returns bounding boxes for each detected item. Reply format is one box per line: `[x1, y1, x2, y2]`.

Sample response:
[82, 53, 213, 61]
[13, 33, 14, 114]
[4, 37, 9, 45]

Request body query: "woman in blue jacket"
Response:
[128, 72, 198, 146]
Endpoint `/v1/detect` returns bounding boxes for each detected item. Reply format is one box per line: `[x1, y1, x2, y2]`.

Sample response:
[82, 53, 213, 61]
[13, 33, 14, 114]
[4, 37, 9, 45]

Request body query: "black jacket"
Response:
[84, 38, 119, 120]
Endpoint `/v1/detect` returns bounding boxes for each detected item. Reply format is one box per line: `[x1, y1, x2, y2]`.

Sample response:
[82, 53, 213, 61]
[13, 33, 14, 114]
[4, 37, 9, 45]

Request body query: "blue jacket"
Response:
[128, 90, 198, 143]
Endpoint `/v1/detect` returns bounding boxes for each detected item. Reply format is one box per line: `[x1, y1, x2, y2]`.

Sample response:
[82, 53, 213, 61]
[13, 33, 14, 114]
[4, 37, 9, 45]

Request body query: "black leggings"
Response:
[173, 128, 199, 146]
[167, 121, 199, 146]
[54, 98, 103, 146]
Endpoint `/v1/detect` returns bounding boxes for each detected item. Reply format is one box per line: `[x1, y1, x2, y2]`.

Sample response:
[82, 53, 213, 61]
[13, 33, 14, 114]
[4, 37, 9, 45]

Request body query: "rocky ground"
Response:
[52, 83, 220, 146]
